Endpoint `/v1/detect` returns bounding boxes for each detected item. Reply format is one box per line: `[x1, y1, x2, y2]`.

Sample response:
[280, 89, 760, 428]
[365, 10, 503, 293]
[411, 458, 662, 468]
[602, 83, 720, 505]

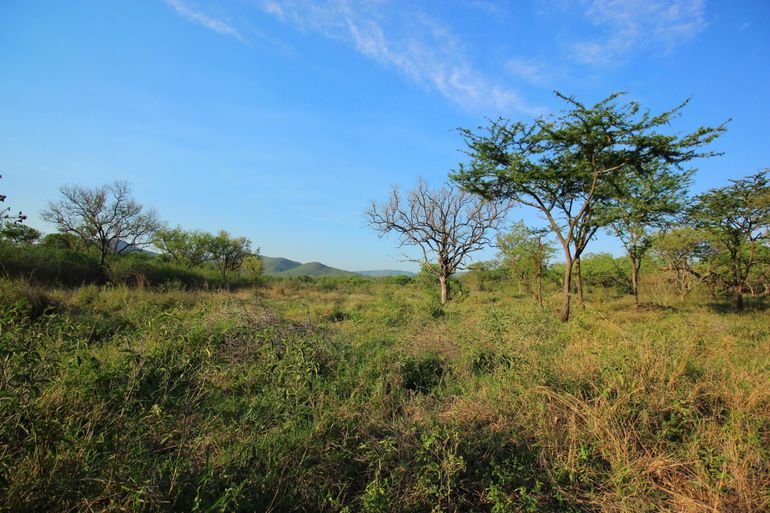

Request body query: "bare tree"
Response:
[42, 180, 160, 266]
[367, 179, 509, 303]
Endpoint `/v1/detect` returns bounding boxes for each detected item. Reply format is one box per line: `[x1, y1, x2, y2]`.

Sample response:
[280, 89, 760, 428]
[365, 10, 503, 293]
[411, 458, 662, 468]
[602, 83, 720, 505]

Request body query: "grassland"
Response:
[1, 277, 768, 512]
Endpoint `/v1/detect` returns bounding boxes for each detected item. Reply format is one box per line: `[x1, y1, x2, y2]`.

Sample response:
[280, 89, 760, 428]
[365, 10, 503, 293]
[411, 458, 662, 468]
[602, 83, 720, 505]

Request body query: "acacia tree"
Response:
[652, 227, 717, 301]
[42, 181, 160, 265]
[690, 169, 770, 311]
[497, 221, 555, 308]
[154, 226, 214, 268]
[602, 165, 692, 306]
[367, 179, 509, 303]
[453, 91, 726, 321]
[241, 254, 265, 286]
[208, 230, 251, 289]
[0, 223, 40, 245]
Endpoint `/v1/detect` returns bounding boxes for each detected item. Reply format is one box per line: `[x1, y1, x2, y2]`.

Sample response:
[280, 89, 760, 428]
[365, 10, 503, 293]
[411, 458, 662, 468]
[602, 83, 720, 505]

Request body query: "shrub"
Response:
[400, 353, 447, 393]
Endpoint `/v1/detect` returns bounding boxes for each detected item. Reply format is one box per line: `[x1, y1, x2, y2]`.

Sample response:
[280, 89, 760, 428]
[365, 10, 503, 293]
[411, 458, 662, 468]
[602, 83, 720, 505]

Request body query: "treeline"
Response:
[476, 171, 770, 311]
[368, 92, 769, 318]
[0, 180, 262, 289]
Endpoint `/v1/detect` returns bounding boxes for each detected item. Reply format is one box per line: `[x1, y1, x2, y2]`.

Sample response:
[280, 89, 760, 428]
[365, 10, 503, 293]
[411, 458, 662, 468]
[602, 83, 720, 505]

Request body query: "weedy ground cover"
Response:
[1, 278, 768, 512]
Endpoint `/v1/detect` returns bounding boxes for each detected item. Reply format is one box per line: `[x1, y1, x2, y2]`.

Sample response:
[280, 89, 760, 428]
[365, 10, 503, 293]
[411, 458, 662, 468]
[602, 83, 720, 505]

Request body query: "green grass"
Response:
[1, 277, 768, 512]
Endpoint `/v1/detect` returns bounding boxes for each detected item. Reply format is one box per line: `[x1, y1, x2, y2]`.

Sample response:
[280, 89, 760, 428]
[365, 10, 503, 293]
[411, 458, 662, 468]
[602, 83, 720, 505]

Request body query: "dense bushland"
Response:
[1, 278, 768, 512]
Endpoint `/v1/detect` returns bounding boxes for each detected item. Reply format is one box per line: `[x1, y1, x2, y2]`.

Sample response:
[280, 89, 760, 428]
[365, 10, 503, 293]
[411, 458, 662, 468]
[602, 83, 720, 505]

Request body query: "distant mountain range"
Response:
[262, 256, 414, 278]
[356, 270, 416, 277]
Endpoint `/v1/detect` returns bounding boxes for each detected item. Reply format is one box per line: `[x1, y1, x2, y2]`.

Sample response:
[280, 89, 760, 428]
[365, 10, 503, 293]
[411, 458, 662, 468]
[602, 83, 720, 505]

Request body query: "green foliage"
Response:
[400, 353, 446, 393]
[690, 169, 770, 310]
[653, 227, 716, 300]
[153, 226, 214, 267]
[578, 253, 630, 292]
[0, 222, 40, 245]
[453, 91, 726, 320]
[381, 274, 412, 286]
[240, 254, 264, 285]
[40, 232, 82, 251]
[1, 257, 769, 511]
[0, 240, 104, 286]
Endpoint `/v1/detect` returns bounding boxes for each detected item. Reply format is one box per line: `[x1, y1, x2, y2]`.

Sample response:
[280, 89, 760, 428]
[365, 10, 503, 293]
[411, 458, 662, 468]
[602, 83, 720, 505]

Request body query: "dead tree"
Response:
[367, 179, 509, 303]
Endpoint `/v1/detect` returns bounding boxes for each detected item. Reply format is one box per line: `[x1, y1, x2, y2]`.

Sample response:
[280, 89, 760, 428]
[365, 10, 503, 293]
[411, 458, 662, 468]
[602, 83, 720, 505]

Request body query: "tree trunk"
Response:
[561, 256, 573, 322]
[733, 253, 744, 311]
[99, 241, 108, 267]
[439, 275, 450, 304]
[535, 265, 543, 309]
[676, 270, 687, 302]
[630, 255, 640, 307]
[574, 257, 584, 306]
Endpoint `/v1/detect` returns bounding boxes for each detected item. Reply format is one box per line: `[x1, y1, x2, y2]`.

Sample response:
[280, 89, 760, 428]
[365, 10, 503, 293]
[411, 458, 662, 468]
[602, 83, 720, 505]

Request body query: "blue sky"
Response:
[1, 0, 768, 271]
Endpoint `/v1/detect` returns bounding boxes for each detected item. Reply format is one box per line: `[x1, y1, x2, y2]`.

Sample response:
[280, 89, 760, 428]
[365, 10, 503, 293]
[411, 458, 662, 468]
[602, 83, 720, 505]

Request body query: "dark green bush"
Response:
[400, 353, 446, 393]
[0, 241, 104, 286]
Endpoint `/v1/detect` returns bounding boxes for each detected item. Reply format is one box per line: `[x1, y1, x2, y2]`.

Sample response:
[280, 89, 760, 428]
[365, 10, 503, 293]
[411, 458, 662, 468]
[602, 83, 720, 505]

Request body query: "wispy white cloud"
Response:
[571, 0, 707, 66]
[257, 0, 542, 116]
[506, 57, 552, 86]
[165, 0, 247, 44]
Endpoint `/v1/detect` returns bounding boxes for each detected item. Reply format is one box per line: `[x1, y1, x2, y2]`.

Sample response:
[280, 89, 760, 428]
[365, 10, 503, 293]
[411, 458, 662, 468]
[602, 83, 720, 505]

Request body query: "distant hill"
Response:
[357, 270, 416, 277]
[275, 261, 357, 277]
[262, 256, 355, 277]
[262, 255, 414, 278]
[115, 240, 158, 257]
[262, 256, 303, 274]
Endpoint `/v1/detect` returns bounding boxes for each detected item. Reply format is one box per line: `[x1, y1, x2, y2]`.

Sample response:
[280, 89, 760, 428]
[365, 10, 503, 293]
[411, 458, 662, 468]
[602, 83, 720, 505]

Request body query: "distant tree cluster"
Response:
[154, 226, 255, 287]
[368, 91, 769, 319]
[1, 179, 260, 289]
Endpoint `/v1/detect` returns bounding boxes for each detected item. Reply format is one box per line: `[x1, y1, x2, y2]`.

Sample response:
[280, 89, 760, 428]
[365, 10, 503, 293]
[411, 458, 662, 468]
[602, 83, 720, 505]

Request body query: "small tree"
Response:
[0, 223, 40, 245]
[652, 227, 716, 301]
[602, 165, 692, 306]
[578, 253, 630, 292]
[40, 232, 82, 251]
[497, 221, 555, 308]
[241, 254, 265, 286]
[208, 230, 251, 289]
[154, 226, 214, 268]
[42, 180, 160, 265]
[690, 169, 770, 310]
[367, 179, 509, 303]
[453, 91, 726, 321]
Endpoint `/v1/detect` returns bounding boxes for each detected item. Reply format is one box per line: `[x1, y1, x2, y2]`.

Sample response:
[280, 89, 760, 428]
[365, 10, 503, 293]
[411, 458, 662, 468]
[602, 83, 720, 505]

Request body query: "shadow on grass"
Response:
[706, 297, 769, 314]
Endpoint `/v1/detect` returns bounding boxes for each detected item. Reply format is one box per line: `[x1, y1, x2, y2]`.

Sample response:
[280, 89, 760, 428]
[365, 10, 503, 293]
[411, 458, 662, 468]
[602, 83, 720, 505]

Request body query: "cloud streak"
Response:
[571, 0, 707, 65]
[165, 0, 247, 44]
[258, 0, 542, 116]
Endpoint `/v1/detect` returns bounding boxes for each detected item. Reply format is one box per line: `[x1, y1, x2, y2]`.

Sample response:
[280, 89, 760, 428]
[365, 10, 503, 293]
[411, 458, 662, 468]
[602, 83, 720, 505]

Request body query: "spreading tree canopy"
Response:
[690, 169, 770, 311]
[601, 164, 692, 306]
[452, 91, 726, 321]
[42, 181, 160, 266]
